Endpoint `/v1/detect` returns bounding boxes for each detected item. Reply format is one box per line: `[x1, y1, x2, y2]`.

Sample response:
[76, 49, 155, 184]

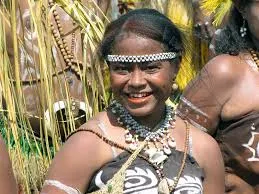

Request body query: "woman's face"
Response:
[109, 32, 178, 120]
[244, 1, 259, 46]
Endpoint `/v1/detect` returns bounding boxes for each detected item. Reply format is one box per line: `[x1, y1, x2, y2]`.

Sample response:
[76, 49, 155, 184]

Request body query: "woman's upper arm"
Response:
[41, 130, 104, 194]
[178, 54, 242, 134]
[201, 136, 225, 194]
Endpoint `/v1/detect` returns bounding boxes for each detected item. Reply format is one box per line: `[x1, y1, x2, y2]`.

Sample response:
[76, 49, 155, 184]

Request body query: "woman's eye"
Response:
[110, 64, 130, 74]
[143, 63, 161, 73]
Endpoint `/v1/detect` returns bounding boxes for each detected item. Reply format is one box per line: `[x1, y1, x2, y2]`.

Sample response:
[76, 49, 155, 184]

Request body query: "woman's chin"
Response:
[125, 104, 155, 118]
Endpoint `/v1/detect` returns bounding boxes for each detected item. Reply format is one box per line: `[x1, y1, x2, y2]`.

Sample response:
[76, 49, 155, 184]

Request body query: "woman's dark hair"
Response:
[99, 8, 184, 61]
[214, 2, 254, 55]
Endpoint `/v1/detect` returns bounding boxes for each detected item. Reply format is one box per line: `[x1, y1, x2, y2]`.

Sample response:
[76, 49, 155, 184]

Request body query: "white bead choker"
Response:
[106, 52, 178, 63]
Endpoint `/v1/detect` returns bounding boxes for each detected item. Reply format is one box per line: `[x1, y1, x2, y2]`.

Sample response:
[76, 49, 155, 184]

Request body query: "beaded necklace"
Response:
[249, 49, 259, 70]
[108, 99, 183, 192]
[109, 100, 176, 153]
[15, 1, 83, 85]
[68, 121, 190, 194]
[48, 0, 82, 77]
[67, 101, 190, 193]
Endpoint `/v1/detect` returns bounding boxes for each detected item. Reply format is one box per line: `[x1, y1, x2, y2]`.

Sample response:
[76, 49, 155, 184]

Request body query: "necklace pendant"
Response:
[125, 133, 133, 143]
[158, 178, 170, 194]
[163, 145, 171, 155]
[145, 147, 168, 164]
[150, 151, 168, 165]
[145, 147, 157, 157]
[167, 139, 176, 149]
[129, 142, 138, 150]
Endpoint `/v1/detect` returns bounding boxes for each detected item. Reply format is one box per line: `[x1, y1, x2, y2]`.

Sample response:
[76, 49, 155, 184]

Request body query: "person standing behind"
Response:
[40, 8, 224, 194]
[177, 0, 259, 193]
[0, 135, 17, 194]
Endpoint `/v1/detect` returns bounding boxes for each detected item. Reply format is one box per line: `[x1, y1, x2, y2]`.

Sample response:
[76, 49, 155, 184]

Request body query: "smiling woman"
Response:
[40, 8, 224, 194]
[108, 34, 178, 121]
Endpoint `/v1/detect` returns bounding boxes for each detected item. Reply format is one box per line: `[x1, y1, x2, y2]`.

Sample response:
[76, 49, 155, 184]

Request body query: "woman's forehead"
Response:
[113, 33, 165, 55]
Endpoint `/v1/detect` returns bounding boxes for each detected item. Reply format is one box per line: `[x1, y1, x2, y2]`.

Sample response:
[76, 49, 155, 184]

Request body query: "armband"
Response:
[43, 180, 82, 194]
[176, 96, 210, 133]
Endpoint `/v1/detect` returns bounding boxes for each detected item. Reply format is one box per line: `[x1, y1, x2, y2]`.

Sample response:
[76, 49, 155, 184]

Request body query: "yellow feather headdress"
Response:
[167, 0, 196, 90]
[201, 0, 233, 27]
[167, 0, 213, 90]
[167, 0, 233, 90]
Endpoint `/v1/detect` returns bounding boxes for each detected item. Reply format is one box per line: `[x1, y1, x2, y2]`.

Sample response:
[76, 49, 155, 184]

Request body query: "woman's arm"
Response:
[191, 128, 225, 194]
[177, 54, 243, 135]
[0, 136, 18, 194]
[40, 123, 110, 194]
[201, 135, 225, 193]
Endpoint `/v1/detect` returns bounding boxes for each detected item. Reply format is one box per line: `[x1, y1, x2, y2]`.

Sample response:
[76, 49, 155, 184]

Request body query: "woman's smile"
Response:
[126, 92, 153, 104]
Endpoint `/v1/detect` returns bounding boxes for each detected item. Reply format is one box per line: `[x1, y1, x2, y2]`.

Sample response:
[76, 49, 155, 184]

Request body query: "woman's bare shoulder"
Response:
[44, 112, 112, 187]
[42, 112, 113, 193]
[191, 126, 219, 150]
[202, 54, 246, 80]
[62, 115, 103, 150]
[76, 111, 109, 132]
[191, 126, 223, 165]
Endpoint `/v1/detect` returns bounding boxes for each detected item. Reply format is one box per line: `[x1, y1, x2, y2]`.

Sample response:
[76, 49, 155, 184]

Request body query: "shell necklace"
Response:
[109, 100, 177, 164]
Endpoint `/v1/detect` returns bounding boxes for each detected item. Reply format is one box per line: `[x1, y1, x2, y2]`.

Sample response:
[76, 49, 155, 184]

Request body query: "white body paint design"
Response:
[242, 131, 259, 162]
[94, 167, 203, 194]
[124, 167, 158, 193]
[173, 175, 203, 194]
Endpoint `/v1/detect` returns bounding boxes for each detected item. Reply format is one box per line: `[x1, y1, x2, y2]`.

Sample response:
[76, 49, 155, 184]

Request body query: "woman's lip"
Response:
[126, 92, 152, 97]
[127, 94, 152, 104]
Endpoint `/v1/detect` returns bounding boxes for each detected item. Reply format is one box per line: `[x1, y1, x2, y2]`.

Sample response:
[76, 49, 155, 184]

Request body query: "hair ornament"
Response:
[106, 52, 178, 63]
[240, 18, 247, 37]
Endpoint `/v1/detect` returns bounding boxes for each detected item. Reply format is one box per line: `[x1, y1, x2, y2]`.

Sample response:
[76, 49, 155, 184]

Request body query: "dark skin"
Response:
[180, 1, 259, 193]
[41, 33, 224, 194]
[0, 136, 18, 194]
[183, 1, 259, 139]
[192, 0, 215, 41]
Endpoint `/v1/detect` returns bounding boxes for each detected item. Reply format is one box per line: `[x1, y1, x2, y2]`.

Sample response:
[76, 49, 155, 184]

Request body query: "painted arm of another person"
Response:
[0, 136, 18, 194]
[40, 120, 113, 194]
[177, 54, 243, 135]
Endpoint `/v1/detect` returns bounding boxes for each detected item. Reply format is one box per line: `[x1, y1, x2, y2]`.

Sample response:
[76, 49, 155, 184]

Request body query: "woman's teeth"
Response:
[129, 93, 150, 98]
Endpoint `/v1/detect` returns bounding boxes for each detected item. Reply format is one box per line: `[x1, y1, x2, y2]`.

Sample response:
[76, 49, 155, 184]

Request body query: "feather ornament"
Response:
[201, 0, 232, 27]
[167, 0, 196, 90]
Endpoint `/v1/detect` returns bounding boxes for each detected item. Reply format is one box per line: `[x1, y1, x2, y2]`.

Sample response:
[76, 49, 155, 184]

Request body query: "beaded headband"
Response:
[106, 52, 179, 63]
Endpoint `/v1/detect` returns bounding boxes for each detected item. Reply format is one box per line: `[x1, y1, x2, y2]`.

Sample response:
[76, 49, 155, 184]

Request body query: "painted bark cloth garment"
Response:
[216, 111, 259, 192]
[87, 149, 204, 194]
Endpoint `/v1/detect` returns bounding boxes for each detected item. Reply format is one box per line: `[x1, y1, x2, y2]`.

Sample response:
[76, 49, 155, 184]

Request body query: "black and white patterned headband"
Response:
[106, 52, 179, 63]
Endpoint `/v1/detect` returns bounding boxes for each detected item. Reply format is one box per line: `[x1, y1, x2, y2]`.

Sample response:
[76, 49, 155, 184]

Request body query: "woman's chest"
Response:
[87, 152, 204, 194]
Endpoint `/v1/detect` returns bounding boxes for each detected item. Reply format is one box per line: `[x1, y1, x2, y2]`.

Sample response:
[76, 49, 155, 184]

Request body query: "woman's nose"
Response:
[128, 65, 146, 88]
